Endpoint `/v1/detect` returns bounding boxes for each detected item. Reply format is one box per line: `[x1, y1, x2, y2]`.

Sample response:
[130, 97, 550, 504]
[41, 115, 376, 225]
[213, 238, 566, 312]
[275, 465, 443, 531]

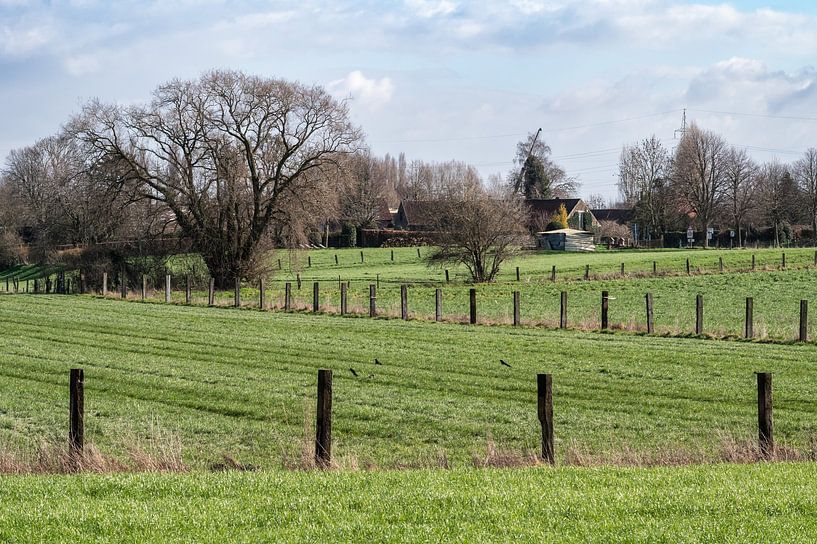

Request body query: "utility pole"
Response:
[673, 108, 687, 140]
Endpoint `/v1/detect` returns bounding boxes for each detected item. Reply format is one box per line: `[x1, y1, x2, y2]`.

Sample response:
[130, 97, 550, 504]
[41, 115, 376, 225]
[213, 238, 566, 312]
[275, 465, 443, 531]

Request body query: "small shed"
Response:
[536, 228, 596, 252]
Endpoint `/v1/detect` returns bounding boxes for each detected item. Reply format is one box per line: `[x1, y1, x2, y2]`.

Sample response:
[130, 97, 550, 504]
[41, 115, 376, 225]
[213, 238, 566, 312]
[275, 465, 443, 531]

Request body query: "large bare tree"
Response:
[617, 135, 671, 241]
[672, 123, 727, 247]
[794, 148, 817, 243]
[71, 70, 361, 286]
[722, 147, 757, 247]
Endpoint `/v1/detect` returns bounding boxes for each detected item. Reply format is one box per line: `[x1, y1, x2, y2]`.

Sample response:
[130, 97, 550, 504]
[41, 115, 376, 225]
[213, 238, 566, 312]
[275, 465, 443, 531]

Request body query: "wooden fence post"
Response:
[757, 372, 773, 459]
[537, 373, 554, 464]
[315, 369, 333, 468]
[695, 294, 703, 335]
[719, 256, 723, 272]
[745, 297, 754, 339]
[340, 283, 347, 315]
[401, 284, 408, 320]
[259, 278, 266, 310]
[469, 288, 477, 324]
[782, 252, 786, 269]
[185, 276, 191, 305]
[620, 263, 624, 276]
[296, 273, 302, 290]
[69, 368, 84, 457]
[278, 258, 282, 270]
[435, 288, 442, 322]
[165, 274, 171, 303]
[686, 258, 691, 275]
[800, 300, 808, 342]
[102, 273, 108, 296]
[752, 254, 756, 270]
[234, 278, 241, 308]
[369, 284, 376, 317]
[551, 265, 556, 282]
[285, 282, 292, 311]
[376, 274, 380, 290]
[313, 282, 320, 313]
[335, 254, 339, 265]
[141, 275, 147, 301]
[814, 250, 817, 266]
[390, 249, 394, 262]
[208, 278, 215, 306]
[308, 256, 312, 268]
[417, 247, 421, 259]
[445, 269, 450, 283]
[652, 261, 657, 275]
[516, 267, 520, 282]
[560, 291, 567, 329]
[601, 291, 609, 330]
[360, 250, 364, 264]
[645, 293, 654, 333]
[584, 264, 590, 280]
[513, 291, 520, 326]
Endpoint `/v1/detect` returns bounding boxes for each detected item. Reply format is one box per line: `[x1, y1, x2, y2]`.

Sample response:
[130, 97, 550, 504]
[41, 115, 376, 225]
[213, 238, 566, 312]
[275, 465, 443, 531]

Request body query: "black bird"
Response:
[374, 358, 382, 365]
[350, 367, 358, 377]
[500, 359, 512, 368]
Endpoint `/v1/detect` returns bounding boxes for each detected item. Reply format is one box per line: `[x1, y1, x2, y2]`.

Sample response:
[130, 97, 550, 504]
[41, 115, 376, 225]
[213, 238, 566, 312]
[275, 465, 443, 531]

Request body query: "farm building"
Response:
[537, 228, 596, 251]
[526, 199, 598, 232]
[393, 200, 444, 230]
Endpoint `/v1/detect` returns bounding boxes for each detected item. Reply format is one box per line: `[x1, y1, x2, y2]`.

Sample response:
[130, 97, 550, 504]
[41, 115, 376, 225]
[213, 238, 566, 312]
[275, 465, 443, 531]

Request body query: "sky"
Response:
[2, 0, 817, 202]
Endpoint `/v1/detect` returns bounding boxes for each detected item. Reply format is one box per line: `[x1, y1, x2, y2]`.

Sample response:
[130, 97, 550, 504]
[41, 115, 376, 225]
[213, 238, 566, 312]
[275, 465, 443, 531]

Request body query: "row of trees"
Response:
[618, 123, 817, 247]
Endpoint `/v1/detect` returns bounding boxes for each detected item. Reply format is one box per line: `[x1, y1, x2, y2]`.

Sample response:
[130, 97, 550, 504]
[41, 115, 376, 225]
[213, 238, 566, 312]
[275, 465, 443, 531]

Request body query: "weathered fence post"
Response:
[185, 276, 191, 305]
[601, 291, 609, 330]
[560, 291, 567, 329]
[584, 264, 590, 280]
[469, 288, 477, 324]
[401, 284, 408, 320]
[69, 368, 84, 458]
[800, 300, 808, 342]
[719, 256, 724, 272]
[686, 258, 691, 275]
[315, 369, 333, 468]
[369, 284, 377, 317]
[645, 293, 654, 333]
[752, 254, 756, 270]
[390, 250, 394, 262]
[165, 274, 171, 303]
[513, 291, 520, 326]
[313, 282, 320, 313]
[102, 273, 108, 296]
[537, 373, 554, 464]
[308, 256, 312, 268]
[445, 269, 450, 283]
[141, 275, 147, 301]
[417, 247, 421, 259]
[208, 278, 215, 306]
[814, 250, 817, 266]
[757, 372, 773, 459]
[340, 283, 347, 316]
[695, 294, 703, 335]
[335, 254, 339, 265]
[376, 274, 380, 289]
[360, 250, 364, 263]
[278, 258, 282, 270]
[782, 252, 786, 269]
[296, 273, 302, 290]
[653, 261, 657, 275]
[435, 288, 442, 322]
[259, 278, 266, 310]
[234, 278, 241, 308]
[285, 282, 292, 311]
[620, 263, 624, 276]
[516, 267, 520, 282]
[745, 297, 754, 339]
[551, 265, 556, 282]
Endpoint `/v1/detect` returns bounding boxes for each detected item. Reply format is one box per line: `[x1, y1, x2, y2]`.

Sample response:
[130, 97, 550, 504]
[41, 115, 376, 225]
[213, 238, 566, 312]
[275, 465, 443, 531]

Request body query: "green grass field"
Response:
[2, 294, 817, 469]
[1, 463, 816, 542]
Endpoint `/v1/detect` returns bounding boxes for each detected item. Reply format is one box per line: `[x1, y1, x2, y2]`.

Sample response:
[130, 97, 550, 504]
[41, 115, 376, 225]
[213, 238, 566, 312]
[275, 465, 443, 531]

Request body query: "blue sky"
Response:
[2, 0, 817, 201]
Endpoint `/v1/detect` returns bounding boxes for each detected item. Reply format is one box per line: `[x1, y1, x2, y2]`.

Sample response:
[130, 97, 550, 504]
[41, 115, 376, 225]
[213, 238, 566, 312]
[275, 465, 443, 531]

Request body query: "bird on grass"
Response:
[349, 368, 358, 377]
[374, 358, 382, 365]
[500, 359, 512, 368]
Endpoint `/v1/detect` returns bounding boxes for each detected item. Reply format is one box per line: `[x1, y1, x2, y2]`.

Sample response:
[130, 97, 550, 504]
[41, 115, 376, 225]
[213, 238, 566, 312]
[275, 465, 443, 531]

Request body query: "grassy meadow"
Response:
[2, 463, 817, 542]
[2, 294, 817, 468]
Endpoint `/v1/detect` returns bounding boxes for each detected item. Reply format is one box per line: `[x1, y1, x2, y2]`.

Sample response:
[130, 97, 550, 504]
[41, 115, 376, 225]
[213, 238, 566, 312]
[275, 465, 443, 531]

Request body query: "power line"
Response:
[688, 108, 817, 123]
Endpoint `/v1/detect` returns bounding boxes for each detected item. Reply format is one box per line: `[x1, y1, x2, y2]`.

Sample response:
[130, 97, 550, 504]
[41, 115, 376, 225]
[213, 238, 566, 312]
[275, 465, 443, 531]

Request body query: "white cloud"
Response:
[328, 71, 395, 109]
[63, 53, 100, 76]
[405, 0, 457, 18]
[0, 22, 52, 57]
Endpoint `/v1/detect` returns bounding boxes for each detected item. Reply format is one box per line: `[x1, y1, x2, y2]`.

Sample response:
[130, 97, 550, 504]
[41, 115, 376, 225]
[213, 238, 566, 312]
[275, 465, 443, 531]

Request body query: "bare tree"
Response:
[756, 160, 799, 247]
[71, 70, 361, 286]
[584, 193, 608, 209]
[617, 135, 672, 241]
[509, 132, 579, 199]
[339, 151, 388, 229]
[794, 148, 817, 243]
[722, 147, 757, 247]
[671, 123, 728, 247]
[428, 187, 527, 283]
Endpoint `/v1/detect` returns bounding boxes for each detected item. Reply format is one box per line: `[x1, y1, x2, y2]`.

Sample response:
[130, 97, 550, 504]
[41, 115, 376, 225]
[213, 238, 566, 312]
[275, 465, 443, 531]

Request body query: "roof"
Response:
[375, 198, 393, 222]
[398, 200, 443, 227]
[526, 198, 583, 217]
[537, 228, 593, 235]
[591, 208, 634, 224]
